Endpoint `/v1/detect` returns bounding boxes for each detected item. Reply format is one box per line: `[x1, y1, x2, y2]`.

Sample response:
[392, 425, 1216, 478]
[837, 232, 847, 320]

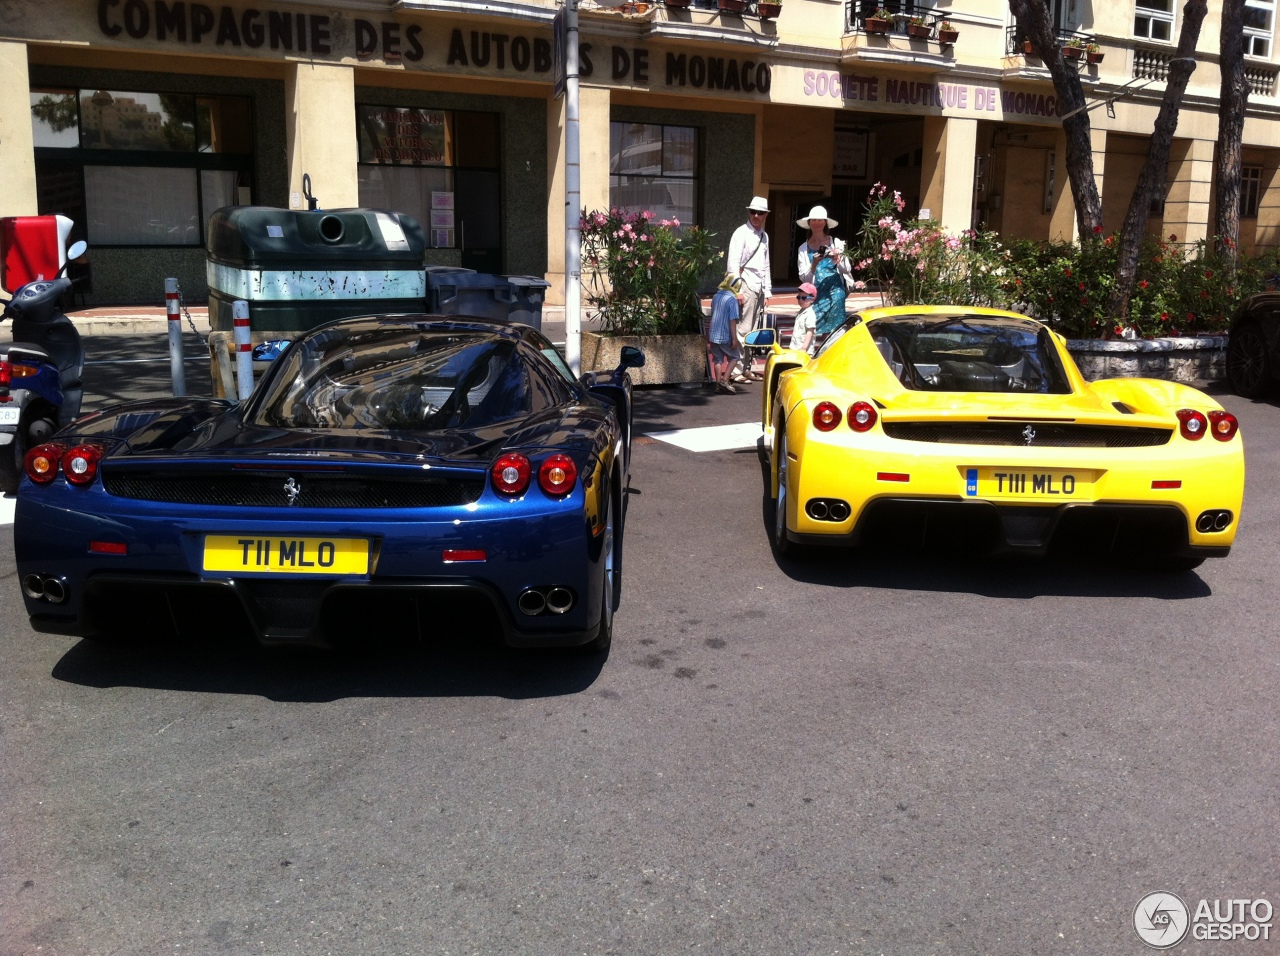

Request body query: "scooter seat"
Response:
[6, 342, 53, 362]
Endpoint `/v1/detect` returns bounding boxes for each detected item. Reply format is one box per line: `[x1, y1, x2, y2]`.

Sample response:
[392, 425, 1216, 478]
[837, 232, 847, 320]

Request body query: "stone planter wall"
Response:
[582, 331, 707, 386]
[1066, 336, 1227, 384]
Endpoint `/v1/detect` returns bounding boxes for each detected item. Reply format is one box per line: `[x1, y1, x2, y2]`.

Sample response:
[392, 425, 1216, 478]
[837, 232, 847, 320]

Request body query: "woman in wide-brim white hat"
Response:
[796, 205, 852, 337]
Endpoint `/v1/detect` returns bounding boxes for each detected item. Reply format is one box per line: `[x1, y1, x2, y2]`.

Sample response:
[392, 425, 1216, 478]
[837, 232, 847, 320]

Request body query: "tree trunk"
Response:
[1214, 0, 1248, 263]
[1106, 0, 1208, 323]
[1008, 0, 1103, 237]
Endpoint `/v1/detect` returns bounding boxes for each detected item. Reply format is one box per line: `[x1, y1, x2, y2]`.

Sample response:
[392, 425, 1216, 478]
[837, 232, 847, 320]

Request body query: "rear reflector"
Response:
[89, 541, 128, 555]
[1151, 480, 1182, 490]
[442, 549, 486, 563]
[877, 472, 910, 482]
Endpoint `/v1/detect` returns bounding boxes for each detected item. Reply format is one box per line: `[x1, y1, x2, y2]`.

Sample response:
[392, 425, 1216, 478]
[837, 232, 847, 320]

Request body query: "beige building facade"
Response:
[1, 0, 1277, 304]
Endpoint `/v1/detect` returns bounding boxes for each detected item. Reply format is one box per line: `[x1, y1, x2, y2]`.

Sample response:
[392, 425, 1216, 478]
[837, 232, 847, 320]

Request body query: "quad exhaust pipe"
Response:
[23, 573, 69, 604]
[518, 586, 577, 616]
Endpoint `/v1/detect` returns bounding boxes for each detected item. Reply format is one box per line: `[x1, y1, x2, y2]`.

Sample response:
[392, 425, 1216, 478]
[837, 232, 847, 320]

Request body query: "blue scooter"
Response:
[0, 239, 88, 493]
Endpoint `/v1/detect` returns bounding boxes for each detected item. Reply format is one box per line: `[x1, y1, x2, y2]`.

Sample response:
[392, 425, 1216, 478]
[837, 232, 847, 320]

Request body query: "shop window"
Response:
[1135, 0, 1174, 41]
[1241, 166, 1262, 219]
[609, 122, 699, 226]
[29, 88, 255, 247]
[1244, 0, 1274, 57]
[356, 106, 501, 258]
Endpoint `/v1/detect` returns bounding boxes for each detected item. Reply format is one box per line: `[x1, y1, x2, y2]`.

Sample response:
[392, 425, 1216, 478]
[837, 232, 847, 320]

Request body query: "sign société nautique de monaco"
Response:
[8, 0, 1061, 122]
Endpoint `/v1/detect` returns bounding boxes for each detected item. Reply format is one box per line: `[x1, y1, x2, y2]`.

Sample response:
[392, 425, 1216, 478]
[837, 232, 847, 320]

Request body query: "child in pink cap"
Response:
[789, 283, 819, 355]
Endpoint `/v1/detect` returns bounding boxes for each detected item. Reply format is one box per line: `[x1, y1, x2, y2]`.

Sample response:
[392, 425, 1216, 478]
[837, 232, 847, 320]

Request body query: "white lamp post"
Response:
[561, 0, 627, 375]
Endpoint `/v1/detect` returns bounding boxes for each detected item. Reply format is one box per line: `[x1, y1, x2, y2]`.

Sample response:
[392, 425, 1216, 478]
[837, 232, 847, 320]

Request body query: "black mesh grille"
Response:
[241, 581, 328, 630]
[101, 471, 485, 508]
[881, 422, 1172, 447]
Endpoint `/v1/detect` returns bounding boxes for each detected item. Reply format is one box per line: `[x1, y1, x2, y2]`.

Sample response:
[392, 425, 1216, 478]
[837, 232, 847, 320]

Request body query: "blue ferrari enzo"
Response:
[14, 315, 643, 655]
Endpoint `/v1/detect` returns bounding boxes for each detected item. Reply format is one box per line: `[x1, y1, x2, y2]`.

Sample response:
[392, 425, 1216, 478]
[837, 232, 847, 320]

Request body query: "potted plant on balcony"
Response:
[756, 0, 782, 18]
[718, 0, 746, 13]
[579, 209, 722, 385]
[907, 15, 931, 38]
[865, 6, 892, 34]
[1062, 36, 1087, 60]
[1086, 41, 1104, 64]
[937, 19, 958, 44]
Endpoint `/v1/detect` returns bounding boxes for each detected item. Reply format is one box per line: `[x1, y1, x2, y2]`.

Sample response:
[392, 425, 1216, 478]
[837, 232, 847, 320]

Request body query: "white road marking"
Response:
[0, 494, 13, 526]
[645, 421, 763, 452]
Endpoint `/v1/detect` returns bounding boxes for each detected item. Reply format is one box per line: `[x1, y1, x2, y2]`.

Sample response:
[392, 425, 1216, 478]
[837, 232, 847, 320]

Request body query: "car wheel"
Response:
[1150, 555, 1205, 573]
[0, 427, 27, 495]
[773, 423, 795, 556]
[1225, 321, 1273, 398]
[582, 494, 616, 655]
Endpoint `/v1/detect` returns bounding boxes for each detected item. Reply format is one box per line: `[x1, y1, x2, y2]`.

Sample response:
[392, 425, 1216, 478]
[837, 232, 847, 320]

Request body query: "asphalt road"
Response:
[2, 337, 1277, 955]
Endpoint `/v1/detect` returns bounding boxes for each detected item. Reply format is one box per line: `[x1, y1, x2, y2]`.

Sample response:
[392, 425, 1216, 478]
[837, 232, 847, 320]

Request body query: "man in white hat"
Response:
[726, 196, 772, 382]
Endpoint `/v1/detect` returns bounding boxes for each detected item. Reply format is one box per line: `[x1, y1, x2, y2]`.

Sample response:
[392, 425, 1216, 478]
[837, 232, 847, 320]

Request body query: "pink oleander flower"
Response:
[641, 210, 653, 219]
[853, 280, 867, 290]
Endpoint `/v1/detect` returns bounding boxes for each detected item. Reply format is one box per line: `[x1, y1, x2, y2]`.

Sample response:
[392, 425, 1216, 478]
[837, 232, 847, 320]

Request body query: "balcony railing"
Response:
[1244, 65, 1278, 97]
[850, 6, 958, 43]
[1005, 25, 1098, 62]
[682, 0, 781, 18]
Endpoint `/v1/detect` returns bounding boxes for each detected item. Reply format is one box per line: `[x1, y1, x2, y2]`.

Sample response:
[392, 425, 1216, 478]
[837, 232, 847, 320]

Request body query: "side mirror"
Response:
[618, 345, 646, 370]
[252, 339, 291, 362]
[744, 328, 775, 348]
[57, 240, 89, 278]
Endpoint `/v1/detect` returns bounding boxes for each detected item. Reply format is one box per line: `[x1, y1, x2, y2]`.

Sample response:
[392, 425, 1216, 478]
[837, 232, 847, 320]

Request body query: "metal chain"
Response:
[175, 283, 208, 348]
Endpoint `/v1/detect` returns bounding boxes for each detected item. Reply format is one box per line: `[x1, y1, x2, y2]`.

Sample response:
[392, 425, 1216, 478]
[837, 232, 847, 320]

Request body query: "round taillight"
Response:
[1208, 409, 1239, 441]
[812, 401, 842, 432]
[61, 444, 103, 486]
[848, 401, 877, 432]
[538, 453, 578, 497]
[1176, 408, 1207, 441]
[491, 453, 532, 497]
[24, 442, 65, 484]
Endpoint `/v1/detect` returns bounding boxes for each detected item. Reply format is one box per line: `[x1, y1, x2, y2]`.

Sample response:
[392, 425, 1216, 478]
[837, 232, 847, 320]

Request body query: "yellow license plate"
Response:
[963, 468, 1096, 500]
[203, 535, 370, 575]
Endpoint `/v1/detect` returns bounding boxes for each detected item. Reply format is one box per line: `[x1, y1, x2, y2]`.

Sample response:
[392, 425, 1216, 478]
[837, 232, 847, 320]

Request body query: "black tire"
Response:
[1225, 321, 1273, 398]
[772, 422, 795, 556]
[1150, 555, 1205, 573]
[0, 430, 26, 495]
[582, 494, 616, 655]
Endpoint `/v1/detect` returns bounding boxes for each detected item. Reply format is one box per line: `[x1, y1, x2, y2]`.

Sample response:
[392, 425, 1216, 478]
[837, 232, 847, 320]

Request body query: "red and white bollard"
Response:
[233, 299, 253, 401]
[165, 278, 186, 397]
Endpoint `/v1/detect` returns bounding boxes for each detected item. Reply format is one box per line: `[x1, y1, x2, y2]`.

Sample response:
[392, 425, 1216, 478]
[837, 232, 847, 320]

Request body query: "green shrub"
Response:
[579, 208, 722, 336]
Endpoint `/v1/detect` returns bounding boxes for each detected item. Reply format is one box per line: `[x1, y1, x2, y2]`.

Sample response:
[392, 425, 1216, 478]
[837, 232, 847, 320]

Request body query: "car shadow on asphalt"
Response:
[50, 636, 607, 702]
[630, 383, 728, 431]
[751, 446, 1214, 601]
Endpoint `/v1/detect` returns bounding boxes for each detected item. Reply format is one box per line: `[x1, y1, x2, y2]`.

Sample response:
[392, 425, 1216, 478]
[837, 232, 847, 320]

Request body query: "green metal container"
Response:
[205, 207, 426, 333]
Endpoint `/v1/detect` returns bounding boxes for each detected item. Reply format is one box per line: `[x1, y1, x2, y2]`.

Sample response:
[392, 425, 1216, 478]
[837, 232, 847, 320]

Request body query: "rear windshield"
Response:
[868, 316, 1072, 394]
[253, 328, 541, 430]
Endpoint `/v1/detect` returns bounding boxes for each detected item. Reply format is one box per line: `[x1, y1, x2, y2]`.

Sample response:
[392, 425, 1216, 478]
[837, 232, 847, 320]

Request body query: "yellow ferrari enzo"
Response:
[756, 305, 1244, 570]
